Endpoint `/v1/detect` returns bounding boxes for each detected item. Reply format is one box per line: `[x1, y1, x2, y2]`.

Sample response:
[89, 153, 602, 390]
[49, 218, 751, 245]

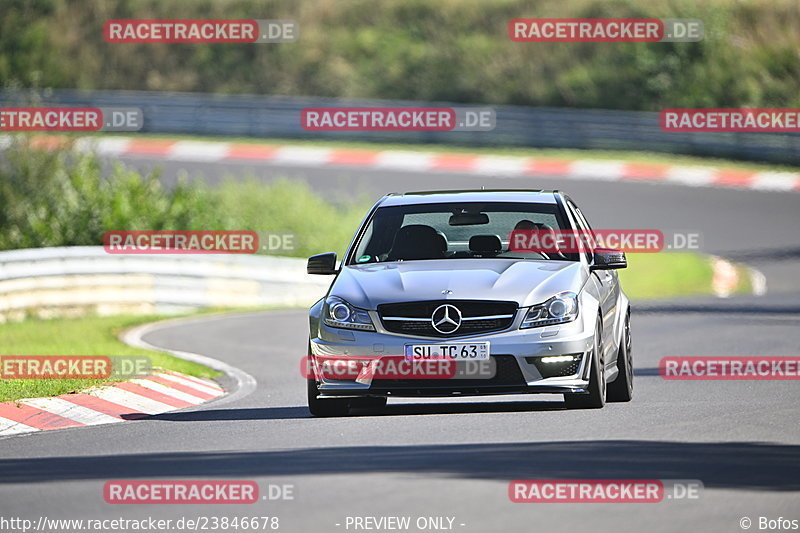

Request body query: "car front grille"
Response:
[378, 300, 517, 338]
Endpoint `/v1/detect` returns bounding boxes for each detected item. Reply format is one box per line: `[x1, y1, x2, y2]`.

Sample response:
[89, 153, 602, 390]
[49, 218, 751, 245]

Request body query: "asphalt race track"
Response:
[1, 157, 799, 533]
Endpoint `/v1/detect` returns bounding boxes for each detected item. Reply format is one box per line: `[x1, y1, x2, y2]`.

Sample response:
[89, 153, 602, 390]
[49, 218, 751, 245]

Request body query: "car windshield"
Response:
[349, 201, 578, 264]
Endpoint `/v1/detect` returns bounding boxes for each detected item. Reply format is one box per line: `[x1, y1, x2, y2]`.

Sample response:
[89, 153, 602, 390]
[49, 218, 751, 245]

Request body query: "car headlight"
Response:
[323, 297, 375, 331]
[521, 291, 579, 329]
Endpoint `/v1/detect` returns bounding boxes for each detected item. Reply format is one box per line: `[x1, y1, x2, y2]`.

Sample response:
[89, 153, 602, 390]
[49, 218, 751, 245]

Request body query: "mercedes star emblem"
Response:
[431, 304, 462, 334]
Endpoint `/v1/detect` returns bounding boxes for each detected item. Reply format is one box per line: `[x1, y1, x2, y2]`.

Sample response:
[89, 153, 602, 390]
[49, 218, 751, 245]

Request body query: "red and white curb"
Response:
[0, 371, 224, 437]
[710, 256, 768, 298]
[0, 312, 260, 439]
[61, 136, 800, 193]
[711, 257, 740, 298]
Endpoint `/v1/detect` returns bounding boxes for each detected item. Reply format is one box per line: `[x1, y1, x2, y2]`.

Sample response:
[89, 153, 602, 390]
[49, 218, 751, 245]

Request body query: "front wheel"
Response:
[607, 311, 633, 402]
[564, 320, 606, 409]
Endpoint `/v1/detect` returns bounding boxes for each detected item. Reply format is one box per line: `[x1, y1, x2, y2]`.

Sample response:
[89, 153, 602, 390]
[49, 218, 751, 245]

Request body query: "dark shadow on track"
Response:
[633, 367, 662, 377]
[634, 304, 800, 315]
[719, 247, 800, 263]
[127, 401, 564, 422]
[121, 407, 309, 421]
[2, 441, 798, 491]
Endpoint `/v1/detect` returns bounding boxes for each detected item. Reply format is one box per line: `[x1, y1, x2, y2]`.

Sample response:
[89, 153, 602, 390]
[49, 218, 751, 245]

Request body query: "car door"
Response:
[567, 200, 619, 365]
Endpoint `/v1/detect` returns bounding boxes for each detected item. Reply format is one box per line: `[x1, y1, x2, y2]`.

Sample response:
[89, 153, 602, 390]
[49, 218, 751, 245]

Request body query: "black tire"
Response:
[306, 340, 350, 417]
[307, 377, 350, 417]
[607, 311, 633, 402]
[564, 320, 606, 409]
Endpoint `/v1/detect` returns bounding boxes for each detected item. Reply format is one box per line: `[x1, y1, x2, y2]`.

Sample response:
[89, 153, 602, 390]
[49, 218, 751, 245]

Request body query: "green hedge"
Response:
[0, 136, 368, 256]
[2, 0, 798, 110]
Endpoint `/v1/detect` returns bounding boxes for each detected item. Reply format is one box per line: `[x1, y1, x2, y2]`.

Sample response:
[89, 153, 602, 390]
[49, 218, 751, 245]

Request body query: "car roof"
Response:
[378, 189, 561, 207]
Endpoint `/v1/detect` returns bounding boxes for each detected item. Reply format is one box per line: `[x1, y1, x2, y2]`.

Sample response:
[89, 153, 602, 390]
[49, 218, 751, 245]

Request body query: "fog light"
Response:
[540, 355, 581, 364]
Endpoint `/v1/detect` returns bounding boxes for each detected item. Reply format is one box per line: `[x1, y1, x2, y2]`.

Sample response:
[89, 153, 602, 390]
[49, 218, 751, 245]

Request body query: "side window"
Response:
[573, 205, 594, 234]
[566, 201, 593, 263]
[352, 221, 374, 262]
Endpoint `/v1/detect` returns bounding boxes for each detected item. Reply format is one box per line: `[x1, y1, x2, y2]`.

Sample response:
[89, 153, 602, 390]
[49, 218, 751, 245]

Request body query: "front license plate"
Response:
[404, 342, 490, 361]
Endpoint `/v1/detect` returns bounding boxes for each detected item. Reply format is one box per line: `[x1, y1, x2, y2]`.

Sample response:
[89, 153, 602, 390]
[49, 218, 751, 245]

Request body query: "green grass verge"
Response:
[620, 253, 713, 300]
[0, 314, 221, 403]
[620, 252, 752, 300]
[106, 132, 800, 174]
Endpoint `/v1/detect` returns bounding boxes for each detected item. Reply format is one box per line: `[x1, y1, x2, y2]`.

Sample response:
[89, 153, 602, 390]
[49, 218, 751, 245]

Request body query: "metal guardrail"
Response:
[2, 89, 799, 164]
[0, 247, 329, 321]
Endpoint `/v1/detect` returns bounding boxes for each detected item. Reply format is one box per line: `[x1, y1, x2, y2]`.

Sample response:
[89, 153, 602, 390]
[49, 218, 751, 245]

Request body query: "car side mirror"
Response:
[591, 247, 627, 270]
[307, 252, 339, 275]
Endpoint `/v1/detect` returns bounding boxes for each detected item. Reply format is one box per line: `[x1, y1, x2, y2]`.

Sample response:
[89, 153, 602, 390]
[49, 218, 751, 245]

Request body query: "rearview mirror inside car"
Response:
[449, 212, 489, 226]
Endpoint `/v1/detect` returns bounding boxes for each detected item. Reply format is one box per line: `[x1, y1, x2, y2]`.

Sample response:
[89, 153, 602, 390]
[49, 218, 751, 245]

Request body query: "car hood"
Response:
[330, 259, 588, 309]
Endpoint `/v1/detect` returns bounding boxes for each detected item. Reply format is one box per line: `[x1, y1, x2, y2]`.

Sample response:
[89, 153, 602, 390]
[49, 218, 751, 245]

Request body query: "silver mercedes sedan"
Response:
[306, 190, 633, 416]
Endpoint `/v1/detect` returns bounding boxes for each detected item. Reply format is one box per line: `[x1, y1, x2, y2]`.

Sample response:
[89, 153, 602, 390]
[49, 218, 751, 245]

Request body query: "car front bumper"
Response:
[309, 308, 596, 398]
